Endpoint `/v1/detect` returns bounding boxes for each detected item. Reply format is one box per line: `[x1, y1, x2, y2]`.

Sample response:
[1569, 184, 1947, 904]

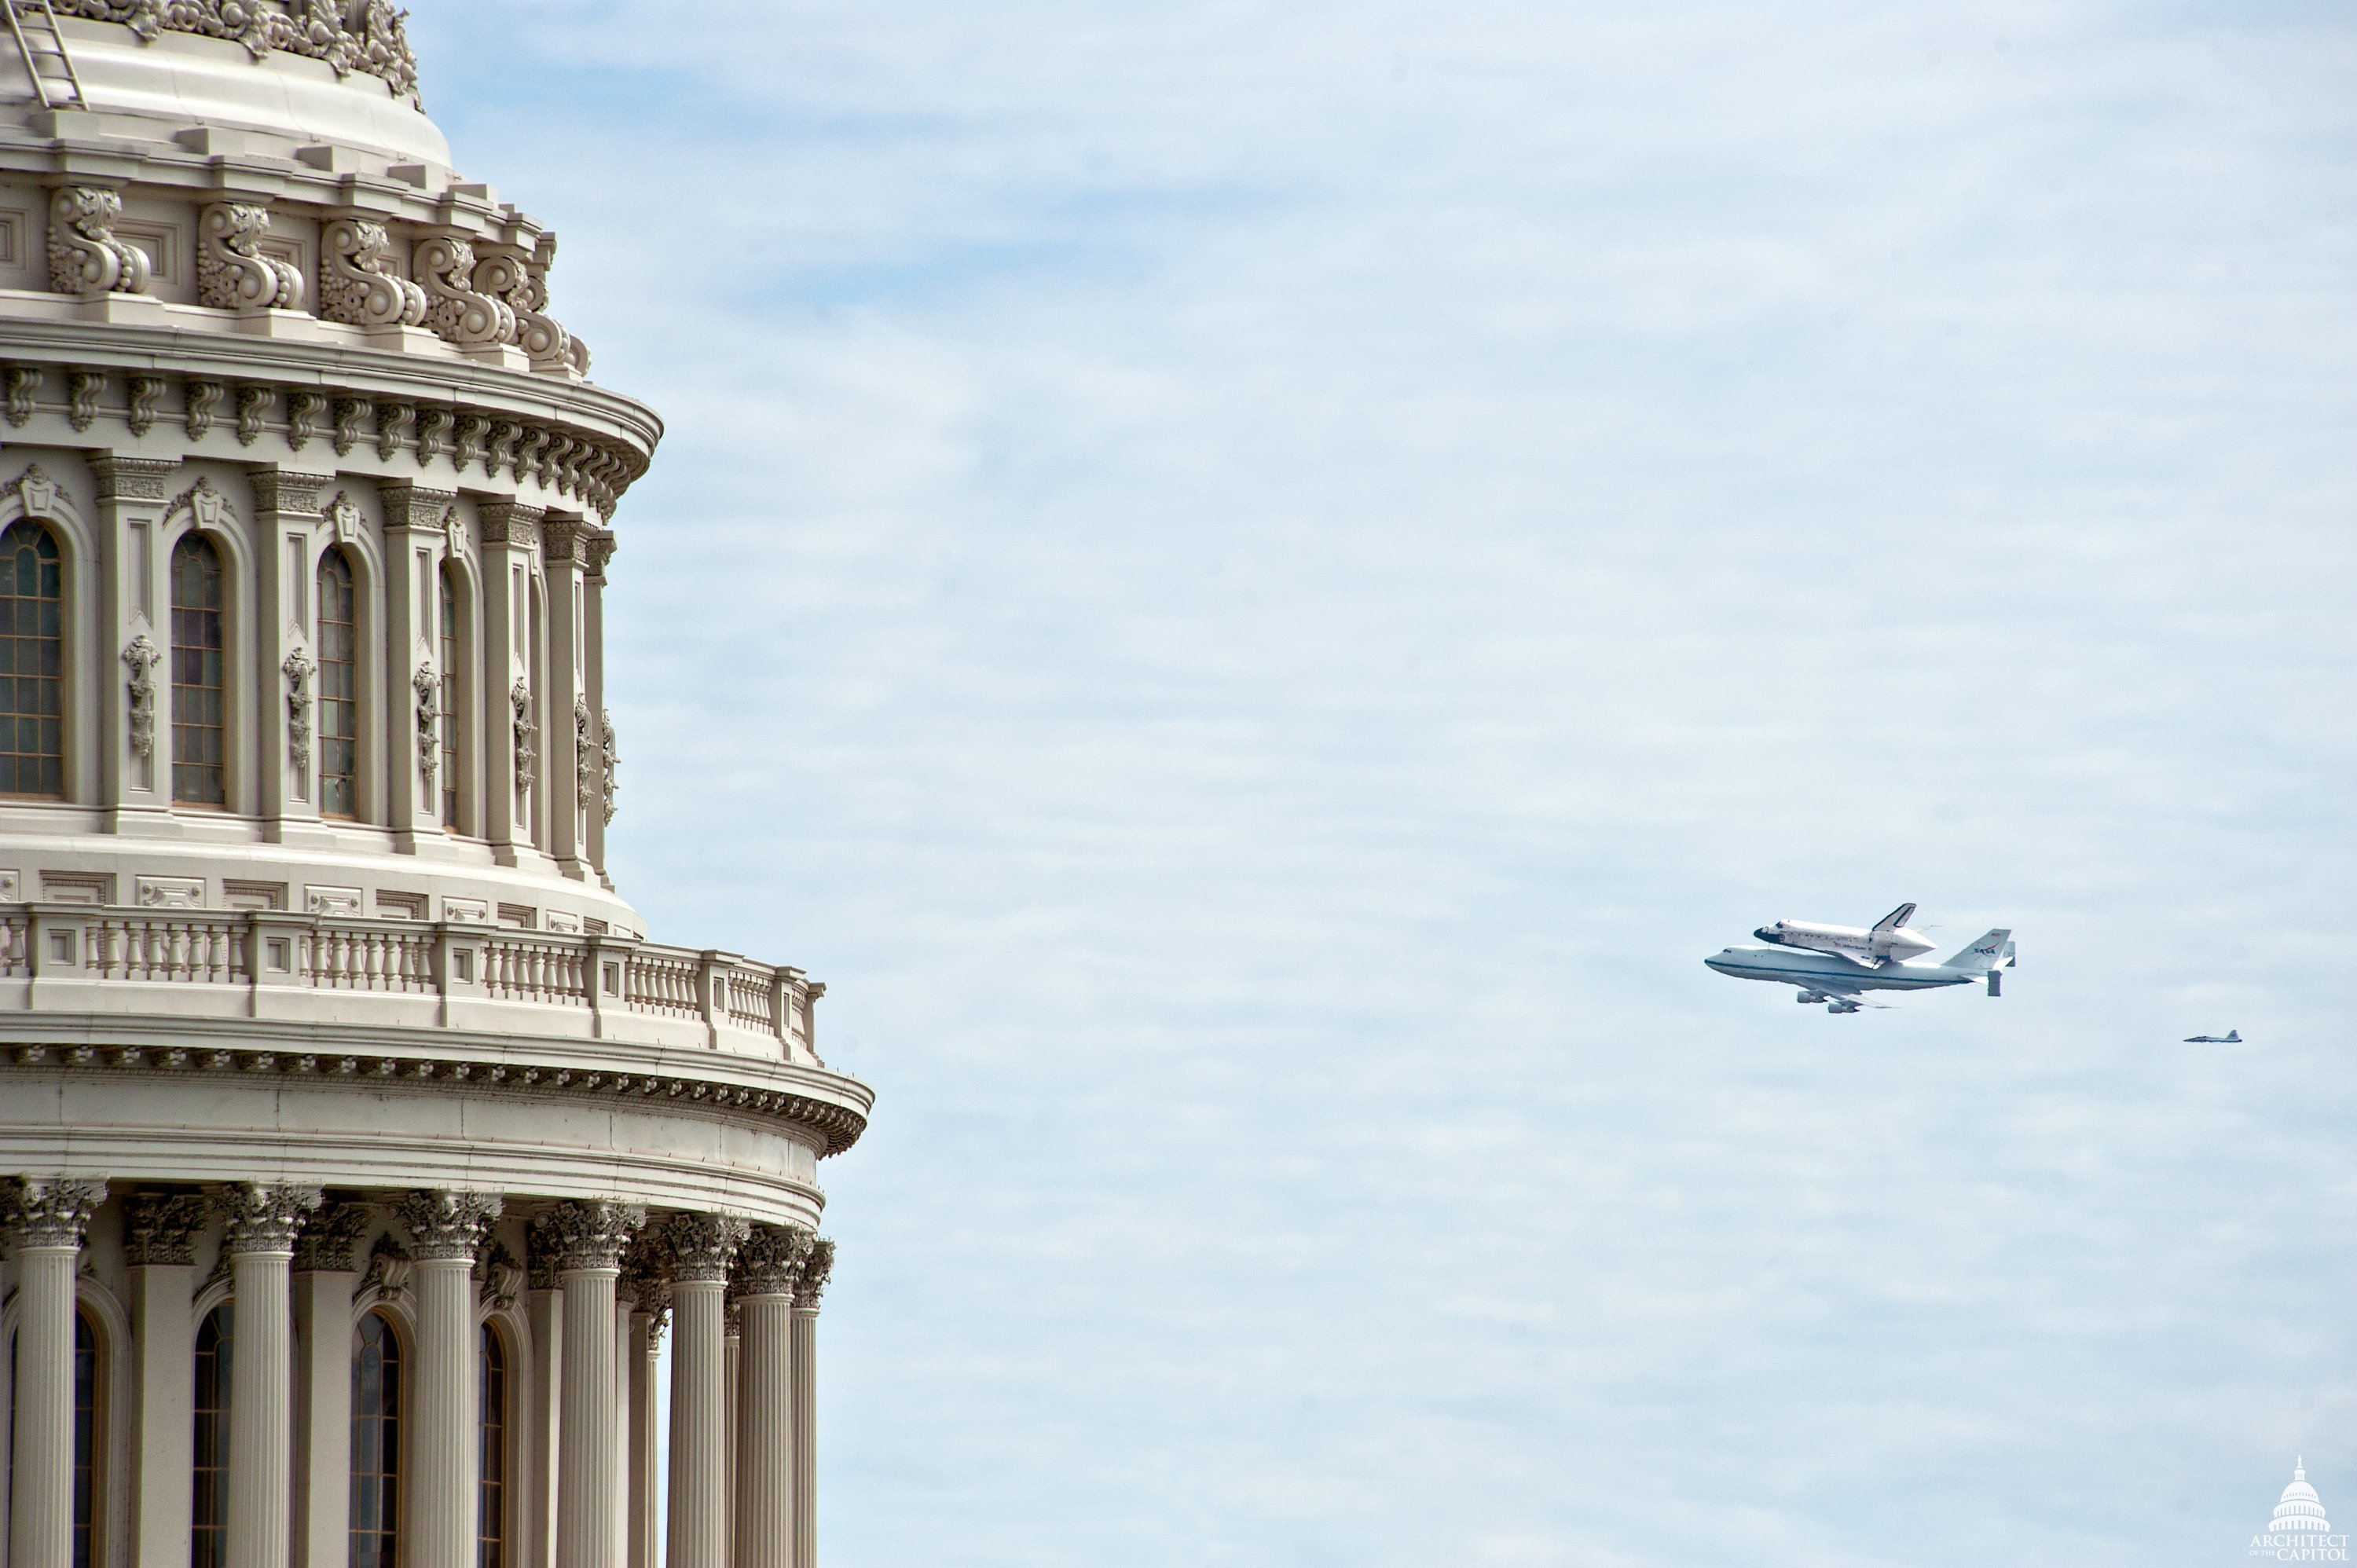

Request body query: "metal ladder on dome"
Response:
[2, 0, 86, 112]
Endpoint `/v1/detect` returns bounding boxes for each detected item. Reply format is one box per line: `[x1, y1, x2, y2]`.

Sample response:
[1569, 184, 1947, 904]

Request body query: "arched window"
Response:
[477, 1324, 507, 1568]
[439, 566, 462, 831]
[169, 535, 226, 807]
[317, 549, 358, 819]
[350, 1310, 401, 1568]
[0, 519, 64, 797]
[71, 1306, 101, 1568]
[192, 1304, 233, 1568]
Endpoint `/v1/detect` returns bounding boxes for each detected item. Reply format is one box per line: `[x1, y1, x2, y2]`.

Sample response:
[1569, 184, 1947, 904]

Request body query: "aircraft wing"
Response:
[1870, 902, 1917, 936]
[1828, 951, 1886, 970]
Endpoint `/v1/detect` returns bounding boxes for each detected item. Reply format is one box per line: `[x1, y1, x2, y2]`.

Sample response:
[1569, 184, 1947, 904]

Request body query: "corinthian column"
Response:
[218, 1183, 324, 1568]
[6, 1176, 105, 1568]
[534, 1201, 643, 1568]
[790, 1240, 834, 1568]
[397, 1192, 506, 1568]
[731, 1228, 814, 1568]
[663, 1214, 748, 1568]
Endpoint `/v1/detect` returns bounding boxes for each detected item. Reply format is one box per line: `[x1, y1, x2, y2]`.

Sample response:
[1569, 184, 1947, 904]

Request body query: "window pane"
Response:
[350, 1311, 401, 1568]
[170, 536, 226, 807]
[0, 522, 64, 797]
[192, 1306, 233, 1568]
[319, 551, 358, 819]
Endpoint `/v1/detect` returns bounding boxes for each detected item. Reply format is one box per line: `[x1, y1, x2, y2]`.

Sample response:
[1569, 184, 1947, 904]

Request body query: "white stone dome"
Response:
[2272, 1460, 2333, 1533]
[6, 8, 451, 166]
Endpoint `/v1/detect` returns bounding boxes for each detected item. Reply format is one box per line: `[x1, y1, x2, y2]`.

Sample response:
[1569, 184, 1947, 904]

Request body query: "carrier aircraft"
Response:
[1706, 925, 2016, 1013]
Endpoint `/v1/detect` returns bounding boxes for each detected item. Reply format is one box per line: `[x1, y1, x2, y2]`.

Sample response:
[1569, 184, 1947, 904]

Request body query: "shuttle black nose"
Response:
[1752, 926, 1774, 942]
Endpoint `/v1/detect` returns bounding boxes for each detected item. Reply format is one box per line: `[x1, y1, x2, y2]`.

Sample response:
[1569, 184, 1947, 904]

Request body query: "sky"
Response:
[415, 4, 2357, 1563]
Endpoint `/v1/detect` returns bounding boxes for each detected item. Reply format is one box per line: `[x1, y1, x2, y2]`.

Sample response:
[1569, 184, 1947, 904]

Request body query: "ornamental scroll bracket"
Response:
[511, 680, 537, 795]
[414, 662, 440, 791]
[122, 634, 161, 757]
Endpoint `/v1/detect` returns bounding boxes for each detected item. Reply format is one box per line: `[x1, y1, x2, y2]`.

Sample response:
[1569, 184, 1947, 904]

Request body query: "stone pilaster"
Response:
[478, 500, 543, 864]
[582, 530, 615, 885]
[665, 1214, 747, 1568]
[216, 1183, 322, 1568]
[381, 485, 459, 844]
[291, 1203, 367, 1568]
[251, 468, 332, 835]
[731, 1227, 814, 1568]
[790, 1240, 834, 1568]
[126, 1192, 207, 1568]
[5, 1177, 105, 1568]
[397, 1192, 504, 1568]
[533, 1201, 643, 1568]
[90, 454, 177, 824]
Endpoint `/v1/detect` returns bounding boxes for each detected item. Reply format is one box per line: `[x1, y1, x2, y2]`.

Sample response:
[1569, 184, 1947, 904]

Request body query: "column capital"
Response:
[541, 514, 591, 566]
[396, 1189, 504, 1261]
[213, 1181, 324, 1255]
[660, 1212, 749, 1284]
[124, 1190, 210, 1265]
[90, 453, 174, 504]
[793, 1236, 835, 1313]
[531, 1199, 644, 1276]
[292, 1200, 372, 1273]
[479, 499, 544, 548]
[5, 1175, 106, 1248]
[729, 1225, 814, 1301]
[249, 467, 331, 517]
[584, 529, 617, 577]
[379, 481, 459, 533]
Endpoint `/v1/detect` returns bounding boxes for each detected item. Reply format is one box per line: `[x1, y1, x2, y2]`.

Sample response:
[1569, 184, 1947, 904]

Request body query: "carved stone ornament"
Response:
[795, 1236, 836, 1312]
[394, 1189, 503, 1262]
[253, 469, 329, 518]
[574, 695, 595, 815]
[730, 1225, 816, 1300]
[122, 633, 162, 757]
[377, 400, 414, 460]
[455, 413, 489, 471]
[282, 647, 315, 771]
[511, 679, 537, 794]
[659, 1211, 750, 1284]
[128, 375, 165, 436]
[478, 240, 585, 375]
[528, 1200, 645, 1276]
[292, 1200, 372, 1273]
[68, 370, 101, 433]
[124, 1192, 211, 1266]
[478, 1239, 524, 1313]
[444, 507, 467, 560]
[600, 709, 618, 824]
[4, 366, 38, 427]
[415, 232, 515, 347]
[185, 379, 222, 440]
[285, 390, 324, 451]
[235, 384, 271, 446]
[57, 0, 420, 101]
[4, 1176, 106, 1249]
[328, 489, 362, 543]
[197, 202, 302, 311]
[415, 662, 440, 790]
[168, 475, 229, 531]
[618, 1232, 671, 1313]
[534, 232, 592, 375]
[49, 187, 151, 296]
[321, 218, 428, 328]
[416, 407, 452, 464]
[332, 398, 370, 457]
[354, 1232, 412, 1307]
[214, 1181, 324, 1255]
[13, 463, 58, 518]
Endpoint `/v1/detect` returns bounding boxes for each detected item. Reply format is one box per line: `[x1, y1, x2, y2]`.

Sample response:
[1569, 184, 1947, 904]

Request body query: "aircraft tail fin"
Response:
[2227, 1029, 2241, 1043]
[1943, 929, 2011, 970]
[1871, 903, 1916, 936]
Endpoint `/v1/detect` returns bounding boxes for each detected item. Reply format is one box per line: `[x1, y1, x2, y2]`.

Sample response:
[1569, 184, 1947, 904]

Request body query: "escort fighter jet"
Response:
[1706, 927, 2017, 1013]
[2184, 1029, 2242, 1044]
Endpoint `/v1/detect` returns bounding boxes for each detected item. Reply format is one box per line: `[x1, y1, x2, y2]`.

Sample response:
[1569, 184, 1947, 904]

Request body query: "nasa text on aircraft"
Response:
[1706, 903, 2016, 1014]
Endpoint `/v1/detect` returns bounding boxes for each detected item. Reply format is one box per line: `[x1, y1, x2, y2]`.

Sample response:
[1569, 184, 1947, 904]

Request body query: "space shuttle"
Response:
[1753, 903, 1938, 969]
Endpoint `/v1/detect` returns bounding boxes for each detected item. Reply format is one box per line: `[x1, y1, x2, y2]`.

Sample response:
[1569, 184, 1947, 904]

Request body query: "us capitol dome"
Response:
[0, 10, 871, 1568]
[2271, 1460, 2334, 1535]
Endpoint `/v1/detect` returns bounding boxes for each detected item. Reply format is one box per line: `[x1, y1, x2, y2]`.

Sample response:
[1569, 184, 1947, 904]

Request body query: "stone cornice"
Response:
[0, 1030, 871, 1156]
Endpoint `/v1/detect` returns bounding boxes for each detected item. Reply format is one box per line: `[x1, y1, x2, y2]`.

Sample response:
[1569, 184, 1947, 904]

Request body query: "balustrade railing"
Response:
[0, 906, 815, 1059]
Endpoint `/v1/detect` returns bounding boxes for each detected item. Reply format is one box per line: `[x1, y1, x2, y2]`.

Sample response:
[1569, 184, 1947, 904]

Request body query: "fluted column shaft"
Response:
[7, 1178, 103, 1568]
[541, 1202, 643, 1568]
[789, 1241, 832, 1568]
[399, 1192, 504, 1568]
[663, 1214, 746, 1568]
[732, 1295, 794, 1568]
[223, 1185, 322, 1568]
